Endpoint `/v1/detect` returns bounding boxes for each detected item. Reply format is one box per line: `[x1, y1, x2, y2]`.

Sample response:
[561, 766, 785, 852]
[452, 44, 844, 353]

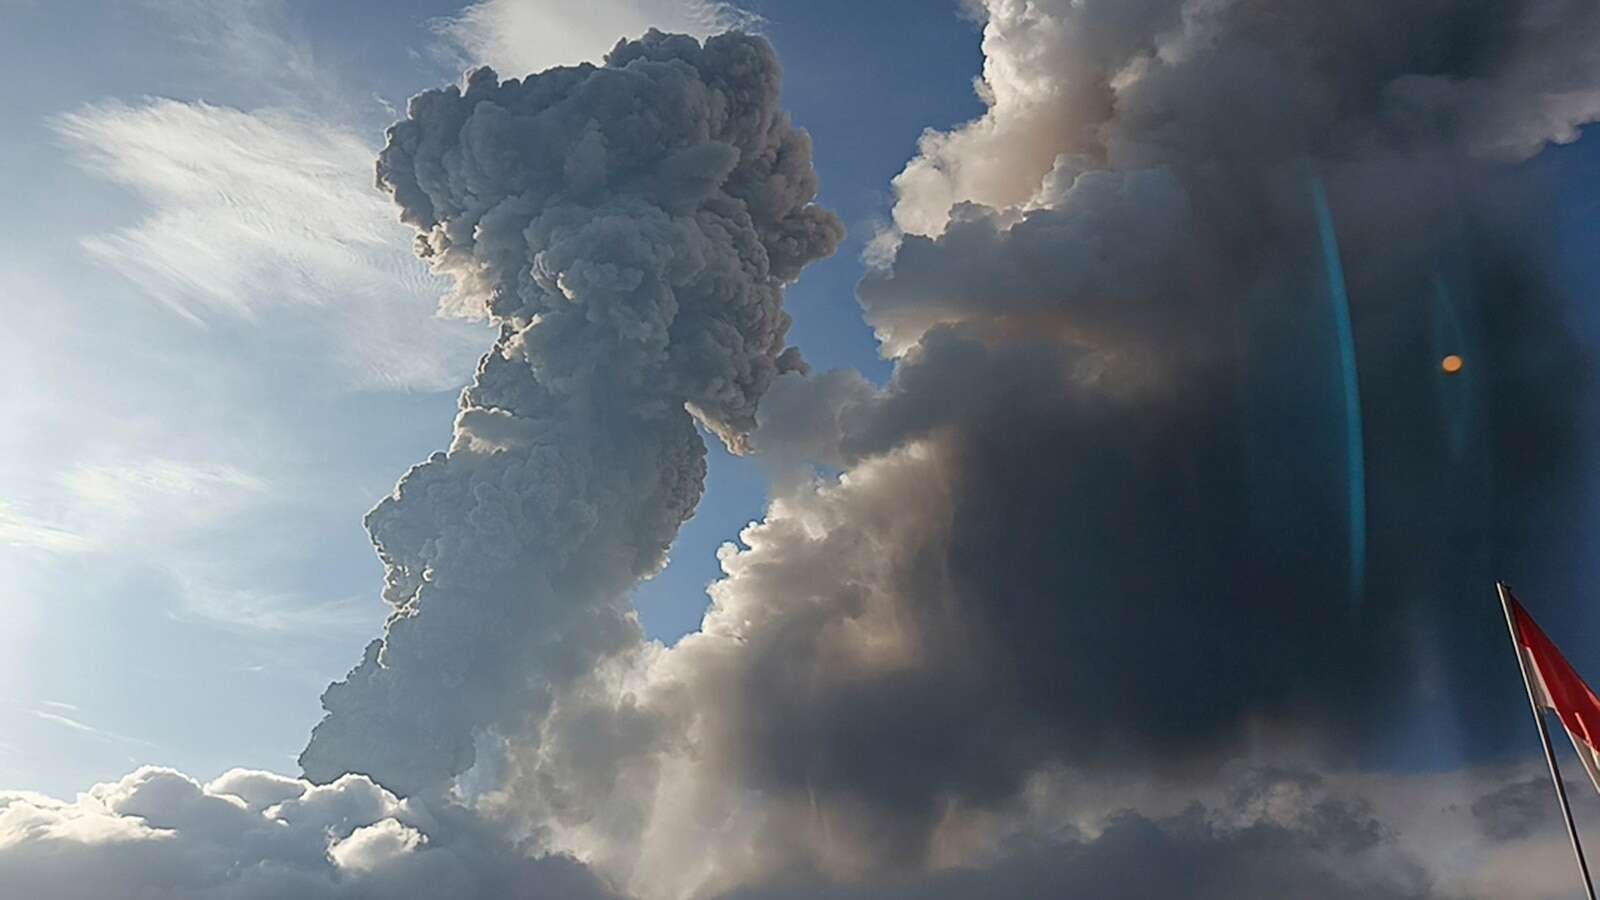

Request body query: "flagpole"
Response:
[1500, 581, 1598, 900]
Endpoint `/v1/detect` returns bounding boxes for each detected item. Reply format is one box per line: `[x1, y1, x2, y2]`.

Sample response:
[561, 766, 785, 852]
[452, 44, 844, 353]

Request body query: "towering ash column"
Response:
[300, 30, 842, 797]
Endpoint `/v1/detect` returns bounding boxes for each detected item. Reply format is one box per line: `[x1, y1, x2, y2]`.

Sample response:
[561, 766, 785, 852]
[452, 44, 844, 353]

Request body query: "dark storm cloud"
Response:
[858, 167, 1193, 356]
[891, 0, 1600, 237]
[503, 1, 1600, 891]
[1466, 775, 1600, 843]
[719, 775, 1436, 900]
[703, 205, 1584, 865]
[1106, 0, 1600, 166]
[833, 0, 1598, 776]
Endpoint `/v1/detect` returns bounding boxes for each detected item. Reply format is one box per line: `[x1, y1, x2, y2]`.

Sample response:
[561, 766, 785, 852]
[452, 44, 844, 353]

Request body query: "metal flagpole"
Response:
[1499, 581, 1598, 900]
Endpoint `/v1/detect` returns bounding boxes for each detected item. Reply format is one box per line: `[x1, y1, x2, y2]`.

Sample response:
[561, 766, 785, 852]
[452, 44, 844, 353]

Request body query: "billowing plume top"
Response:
[376, 28, 842, 442]
[298, 30, 841, 796]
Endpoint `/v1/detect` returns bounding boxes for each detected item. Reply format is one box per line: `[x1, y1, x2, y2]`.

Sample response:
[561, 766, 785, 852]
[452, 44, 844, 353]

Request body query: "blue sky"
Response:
[0, 0, 982, 798]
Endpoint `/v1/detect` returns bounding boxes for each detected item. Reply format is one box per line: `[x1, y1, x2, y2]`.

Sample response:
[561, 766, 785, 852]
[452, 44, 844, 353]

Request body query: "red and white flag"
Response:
[1510, 595, 1600, 794]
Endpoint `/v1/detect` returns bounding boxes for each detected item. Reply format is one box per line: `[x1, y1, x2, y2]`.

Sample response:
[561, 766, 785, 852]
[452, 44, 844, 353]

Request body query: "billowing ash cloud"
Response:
[483, 2, 1600, 897]
[888, 0, 1600, 238]
[299, 29, 841, 797]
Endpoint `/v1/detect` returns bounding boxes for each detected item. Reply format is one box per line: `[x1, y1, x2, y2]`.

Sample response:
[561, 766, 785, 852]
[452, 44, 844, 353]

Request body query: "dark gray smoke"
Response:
[482, 2, 1600, 896]
[298, 29, 841, 797]
[716, 768, 1435, 900]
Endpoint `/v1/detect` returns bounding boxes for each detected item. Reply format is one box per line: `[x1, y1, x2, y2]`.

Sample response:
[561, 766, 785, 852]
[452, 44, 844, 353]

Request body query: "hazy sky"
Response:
[0, 0, 982, 799]
[4, 2, 1600, 899]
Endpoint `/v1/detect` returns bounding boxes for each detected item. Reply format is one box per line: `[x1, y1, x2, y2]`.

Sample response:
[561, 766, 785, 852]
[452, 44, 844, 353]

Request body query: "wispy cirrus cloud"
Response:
[150, 0, 327, 105]
[52, 99, 480, 391]
[169, 583, 377, 636]
[61, 458, 265, 524]
[5, 457, 270, 555]
[0, 503, 86, 554]
[53, 100, 407, 324]
[43, 457, 380, 636]
[29, 709, 155, 749]
[3, 457, 370, 638]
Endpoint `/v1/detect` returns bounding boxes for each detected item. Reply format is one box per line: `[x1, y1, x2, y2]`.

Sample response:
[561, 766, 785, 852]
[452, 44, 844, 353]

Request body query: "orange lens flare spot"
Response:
[1441, 354, 1464, 374]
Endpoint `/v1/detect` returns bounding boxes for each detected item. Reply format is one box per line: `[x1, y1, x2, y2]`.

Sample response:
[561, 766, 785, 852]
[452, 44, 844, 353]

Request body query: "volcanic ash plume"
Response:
[485, 3, 1600, 897]
[298, 29, 842, 797]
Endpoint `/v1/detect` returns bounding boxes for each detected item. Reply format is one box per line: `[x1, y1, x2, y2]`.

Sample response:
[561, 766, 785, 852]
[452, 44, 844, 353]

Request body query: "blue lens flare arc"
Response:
[1309, 173, 1367, 607]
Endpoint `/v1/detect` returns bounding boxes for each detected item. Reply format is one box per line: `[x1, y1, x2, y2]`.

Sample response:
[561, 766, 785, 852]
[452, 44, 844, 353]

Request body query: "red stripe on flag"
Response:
[1514, 598, 1600, 756]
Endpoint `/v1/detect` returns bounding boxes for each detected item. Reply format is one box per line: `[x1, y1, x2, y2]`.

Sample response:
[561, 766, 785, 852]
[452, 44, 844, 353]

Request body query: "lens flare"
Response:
[1309, 173, 1366, 608]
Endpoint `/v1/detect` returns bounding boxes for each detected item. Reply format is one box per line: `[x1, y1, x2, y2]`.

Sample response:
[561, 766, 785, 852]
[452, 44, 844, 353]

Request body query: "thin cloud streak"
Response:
[29, 711, 156, 749]
[0, 503, 87, 554]
[51, 99, 479, 391]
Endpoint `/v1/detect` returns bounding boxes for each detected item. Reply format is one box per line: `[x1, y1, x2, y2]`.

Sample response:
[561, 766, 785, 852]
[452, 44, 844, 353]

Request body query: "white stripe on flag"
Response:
[1524, 645, 1600, 795]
